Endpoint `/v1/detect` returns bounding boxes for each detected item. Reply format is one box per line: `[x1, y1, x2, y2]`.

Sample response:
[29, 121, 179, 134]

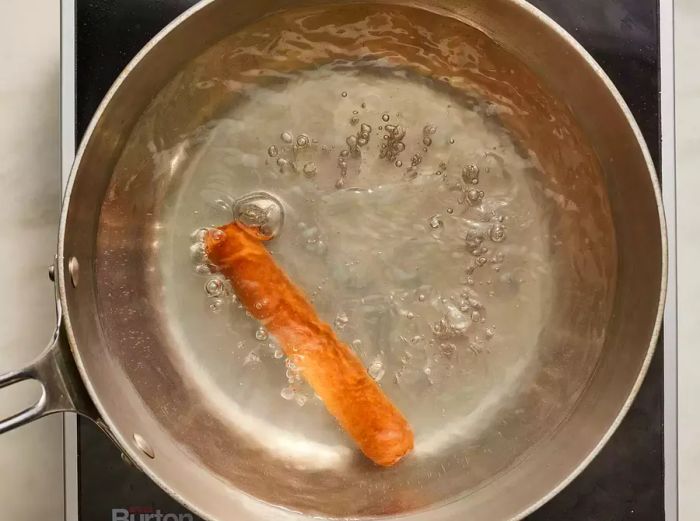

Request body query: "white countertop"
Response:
[0, 1, 63, 520]
[676, 0, 700, 519]
[0, 1, 697, 520]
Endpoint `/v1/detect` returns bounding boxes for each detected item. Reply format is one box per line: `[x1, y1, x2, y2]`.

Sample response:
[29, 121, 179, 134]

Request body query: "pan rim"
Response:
[57, 0, 668, 520]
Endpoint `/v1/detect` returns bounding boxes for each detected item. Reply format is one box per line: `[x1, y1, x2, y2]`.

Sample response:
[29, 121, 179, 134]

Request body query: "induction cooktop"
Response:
[60, 1, 677, 519]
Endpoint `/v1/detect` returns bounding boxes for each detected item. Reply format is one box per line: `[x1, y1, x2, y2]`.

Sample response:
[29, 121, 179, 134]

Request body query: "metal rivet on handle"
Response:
[68, 257, 79, 288]
[133, 433, 155, 459]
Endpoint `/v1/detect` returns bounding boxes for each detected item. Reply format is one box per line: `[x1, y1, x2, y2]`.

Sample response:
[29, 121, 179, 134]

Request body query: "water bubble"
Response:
[190, 227, 209, 242]
[346, 135, 358, 149]
[195, 263, 212, 275]
[341, 91, 348, 98]
[295, 394, 308, 407]
[395, 160, 403, 168]
[471, 310, 482, 322]
[357, 136, 369, 146]
[335, 178, 345, 189]
[428, 215, 443, 229]
[209, 298, 223, 313]
[352, 339, 362, 350]
[350, 116, 360, 126]
[296, 134, 310, 148]
[418, 294, 426, 302]
[485, 327, 495, 339]
[303, 162, 317, 178]
[205, 278, 224, 297]
[190, 243, 206, 263]
[423, 136, 433, 147]
[340, 149, 349, 158]
[477, 257, 487, 266]
[431, 318, 450, 339]
[274, 349, 284, 359]
[465, 231, 484, 249]
[395, 142, 406, 152]
[280, 131, 293, 143]
[467, 189, 483, 204]
[368, 358, 386, 381]
[214, 198, 231, 212]
[267, 145, 279, 157]
[334, 312, 349, 329]
[255, 327, 269, 341]
[281, 387, 295, 400]
[439, 343, 456, 358]
[382, 113, 390, 122]
[276, 157, 289, 171]
[361, 102, 367, 109]
[243, 351, 260, 366]
[234, 192, 284, 240]
[424, 124, 437, 135]
[462, 164, 480, 184]
[489, 224, 507, 242]
[360, 123, 372, 134]
[446, 208, 454, 214]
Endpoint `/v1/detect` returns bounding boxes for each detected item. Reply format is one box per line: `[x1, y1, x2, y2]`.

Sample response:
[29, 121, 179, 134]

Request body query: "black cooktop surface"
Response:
[74, 1, 663, 520]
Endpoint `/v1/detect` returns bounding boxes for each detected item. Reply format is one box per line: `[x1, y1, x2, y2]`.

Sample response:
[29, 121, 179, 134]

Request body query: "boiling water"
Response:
[169, 68, 551, 453]
[102, 2, 616, 511]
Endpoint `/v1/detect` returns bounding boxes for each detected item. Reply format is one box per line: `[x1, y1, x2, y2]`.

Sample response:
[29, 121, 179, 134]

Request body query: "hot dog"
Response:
[205, 222, 414, 466]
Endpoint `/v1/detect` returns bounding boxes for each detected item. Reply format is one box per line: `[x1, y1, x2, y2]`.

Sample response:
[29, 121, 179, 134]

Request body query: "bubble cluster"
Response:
[335, 122, 372, 188]
[302, 162, 317, 178]
[255, 327, 269, 341]
[431, 304, 471, 340]
[466, 188, 485, 205]
[368, 356, 386, 381]
[489, 223, 507, 242]
[428, 215, 443, 229]
[379, 124, 406, 163]
[279, 355, 310, 406]
[334, 311, 349, 329]
[462, 164, 480, 184]
[422, 124, 437, 147]
[189, 228, 216, 275]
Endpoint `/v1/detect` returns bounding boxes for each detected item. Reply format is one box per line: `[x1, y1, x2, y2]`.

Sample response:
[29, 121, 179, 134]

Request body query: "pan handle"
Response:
[0, 272, 99, 434]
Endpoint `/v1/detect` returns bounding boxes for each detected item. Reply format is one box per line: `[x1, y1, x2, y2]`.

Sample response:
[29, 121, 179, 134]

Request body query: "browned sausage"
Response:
[205, 222, 414, 466]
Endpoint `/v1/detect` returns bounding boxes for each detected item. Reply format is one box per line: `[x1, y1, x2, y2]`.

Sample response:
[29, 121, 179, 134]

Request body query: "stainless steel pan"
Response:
[0, 1, 665, 520]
